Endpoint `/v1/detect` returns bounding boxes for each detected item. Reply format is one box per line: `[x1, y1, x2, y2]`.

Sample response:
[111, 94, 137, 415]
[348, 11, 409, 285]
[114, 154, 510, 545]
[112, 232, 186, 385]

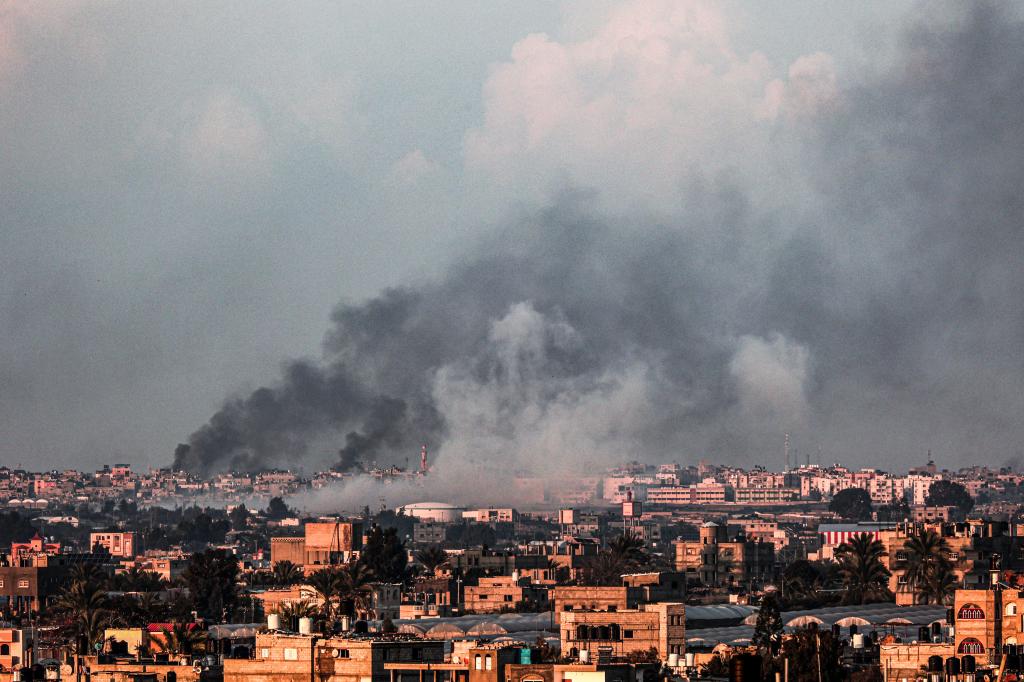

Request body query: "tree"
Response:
[182, 549, 240, 620]
[0, 512, 38, 547]
[154, 623, 207, 657]
[607, 533, 648, 565]
[903, 529, 955, 604]
[266, 497, 292, 520]
[54, 581, 110, 651]
[752, 593, 784, 654]
[835, 533, 892, 604]
[829, 488, 873, 520]
[335, 562, 376, 619]
[229, 504, 250, 531]
[414, 546, 449, 575]
[305, 568, 342, 621]
[360, 526, 407, 584]
[926, 481, 974, 515]
[272, 560, 304, 586]
[115, 567, 167, 593]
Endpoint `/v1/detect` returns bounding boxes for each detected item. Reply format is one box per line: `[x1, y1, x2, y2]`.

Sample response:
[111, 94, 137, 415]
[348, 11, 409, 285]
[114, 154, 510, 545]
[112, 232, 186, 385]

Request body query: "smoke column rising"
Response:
[176, 5, 1024, 476]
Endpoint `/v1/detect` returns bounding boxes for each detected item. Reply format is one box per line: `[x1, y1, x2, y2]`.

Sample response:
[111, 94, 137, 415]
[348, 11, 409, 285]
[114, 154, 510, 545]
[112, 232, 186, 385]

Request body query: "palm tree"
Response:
[154, 623, 207, 657]
[903, 530, 954, 604]
[835, 533, 892, 604]
[305, 568, 342, 620]
[336, 562, 376, 619]
[414, 546, 449, 575]
[608, 533, 648, 565]
[278, 599, 320, 622]
[272, 560, 304, 586]
[117, 567, 167, 592]
[54, 580, 110, 651]
[68, 563, 109, 590]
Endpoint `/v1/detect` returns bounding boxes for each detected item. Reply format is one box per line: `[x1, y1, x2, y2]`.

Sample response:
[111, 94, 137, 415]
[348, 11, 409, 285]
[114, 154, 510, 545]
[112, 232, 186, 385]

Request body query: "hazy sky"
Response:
[3, 1, 1020, 474]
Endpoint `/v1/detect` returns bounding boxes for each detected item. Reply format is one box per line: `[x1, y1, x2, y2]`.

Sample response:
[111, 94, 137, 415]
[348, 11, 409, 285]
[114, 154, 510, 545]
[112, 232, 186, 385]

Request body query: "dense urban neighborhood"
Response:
[0, 457, 1022, 680]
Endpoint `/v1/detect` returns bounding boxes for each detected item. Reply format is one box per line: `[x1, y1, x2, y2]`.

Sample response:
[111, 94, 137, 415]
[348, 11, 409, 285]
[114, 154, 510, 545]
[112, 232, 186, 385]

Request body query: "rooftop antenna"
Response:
[420, 444, 428, 475]
[784, 433, 790, 472]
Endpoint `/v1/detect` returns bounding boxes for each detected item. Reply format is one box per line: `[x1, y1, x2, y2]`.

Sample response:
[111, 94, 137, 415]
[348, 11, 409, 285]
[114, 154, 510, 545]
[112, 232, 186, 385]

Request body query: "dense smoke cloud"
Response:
[176, 4, 1024, 476]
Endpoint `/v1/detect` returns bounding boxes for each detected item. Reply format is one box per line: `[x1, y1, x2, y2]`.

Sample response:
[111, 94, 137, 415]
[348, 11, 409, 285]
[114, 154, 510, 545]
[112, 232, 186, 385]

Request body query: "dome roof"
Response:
[400, 502, 464, 510]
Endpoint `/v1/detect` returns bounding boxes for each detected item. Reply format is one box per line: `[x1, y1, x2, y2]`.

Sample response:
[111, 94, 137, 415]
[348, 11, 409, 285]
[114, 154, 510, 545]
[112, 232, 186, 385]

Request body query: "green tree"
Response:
[360, 526, 408, 583]
[835, 533, 892, 604]
[266, 497, 292, 520]
[829, 488, 873, 520]
[335, 562, 376, 618]
[305, 568, 342, 620]
[903, 529, 955, 604]
[272, 560, 304, 586]
[414, 546, 449, 575]
[752, 593, 784, 654]
[229, 504, 250, 531]
[182, 549, 239, 620]
[54, 581, 110, 651]
[926, 481, 974, 515]
[154, 623, 207, 657]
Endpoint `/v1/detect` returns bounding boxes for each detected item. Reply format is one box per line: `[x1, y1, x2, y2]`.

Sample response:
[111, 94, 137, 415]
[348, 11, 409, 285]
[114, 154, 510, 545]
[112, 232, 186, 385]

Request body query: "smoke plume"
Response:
[176, 4, 1024, 476]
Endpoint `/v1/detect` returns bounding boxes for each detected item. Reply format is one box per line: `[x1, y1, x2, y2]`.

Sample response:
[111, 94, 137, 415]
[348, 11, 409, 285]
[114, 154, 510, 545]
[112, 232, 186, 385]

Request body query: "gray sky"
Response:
[4, 1, 1019, 474]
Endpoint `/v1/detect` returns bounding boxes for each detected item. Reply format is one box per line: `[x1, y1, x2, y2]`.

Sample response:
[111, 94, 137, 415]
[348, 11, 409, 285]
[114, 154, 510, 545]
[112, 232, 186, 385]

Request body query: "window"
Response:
[485, 656, 492, 671]
[898, 575, 908, 585]
[260, 648, 270, 659]
[504, 595, 512, 602]
[958, 638, 984, 655]
[958, 604, 985, 620]
[607, 605, 616, 612]
[0, 580, 4, 588]
[475, 655, 482, 670]
[948, 552, 959, 560]
[17, 580, 28, 589]
[895, 551, 908, 561]
[1009, 603, 1019, 617]
[0, 645, 8, 656]
[624, 630, 634, 639]
[284, 648, 298, 661]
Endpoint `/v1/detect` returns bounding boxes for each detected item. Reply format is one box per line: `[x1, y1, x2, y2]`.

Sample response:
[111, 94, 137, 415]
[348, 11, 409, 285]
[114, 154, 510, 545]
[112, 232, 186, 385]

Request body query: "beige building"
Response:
[464, 576, 550, 614]
[0, 627, 33, 673]
[90, 531, 138, 558]
[270, 521, 363, 571]
[553, 573, 684, 625]
[561, 602, 685, 661]
[673, 523, 775, 589]
[223, 632, 444, 682]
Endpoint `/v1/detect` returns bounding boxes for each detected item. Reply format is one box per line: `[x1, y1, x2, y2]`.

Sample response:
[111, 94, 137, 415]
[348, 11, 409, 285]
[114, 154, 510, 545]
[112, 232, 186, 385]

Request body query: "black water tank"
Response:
[945, 657, 961, 677]
[963, 655, 976, 673]
[928, 655, 944, 673]
[730, 653, 762, 682]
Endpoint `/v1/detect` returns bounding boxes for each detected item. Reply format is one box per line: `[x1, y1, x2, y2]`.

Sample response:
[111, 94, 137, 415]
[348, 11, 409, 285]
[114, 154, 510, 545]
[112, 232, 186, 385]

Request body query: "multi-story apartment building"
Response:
[560, 602, 685, 660]
[90, 531, 138, 558]
[673, 522, 775, 589]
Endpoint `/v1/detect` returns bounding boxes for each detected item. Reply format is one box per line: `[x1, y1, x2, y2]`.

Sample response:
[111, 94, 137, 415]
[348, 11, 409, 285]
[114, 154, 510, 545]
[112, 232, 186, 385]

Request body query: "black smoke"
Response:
[175, 5, 1024, 475]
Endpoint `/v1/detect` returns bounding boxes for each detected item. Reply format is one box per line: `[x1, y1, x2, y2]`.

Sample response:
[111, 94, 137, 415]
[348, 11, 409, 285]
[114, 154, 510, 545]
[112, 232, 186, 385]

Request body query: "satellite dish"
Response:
[331, 649, 341, 658]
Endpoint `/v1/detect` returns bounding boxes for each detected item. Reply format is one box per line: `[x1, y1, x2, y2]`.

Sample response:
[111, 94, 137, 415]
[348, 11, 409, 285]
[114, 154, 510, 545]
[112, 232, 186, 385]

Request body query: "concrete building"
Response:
[90, 530, 138, 558]
[223, 632, 445, 682]
[270, 521, 363, 571]
[464, 576, 550, 614]
[0, 627, 34, 673]
[553, 574, 685, 625]
[672, 523, 775, 589]
[561, 602, 685, 661]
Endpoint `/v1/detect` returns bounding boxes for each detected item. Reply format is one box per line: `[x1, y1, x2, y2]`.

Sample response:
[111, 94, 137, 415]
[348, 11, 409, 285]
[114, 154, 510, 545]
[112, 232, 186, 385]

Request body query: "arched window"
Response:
[958, 604, 985, 620]
[475, 655, 482, 670]
[167, 673, 177, 682]
[958, 638, 985, 655]
[1008, 603, 1018, 617]
[576, 625, 589, 641]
